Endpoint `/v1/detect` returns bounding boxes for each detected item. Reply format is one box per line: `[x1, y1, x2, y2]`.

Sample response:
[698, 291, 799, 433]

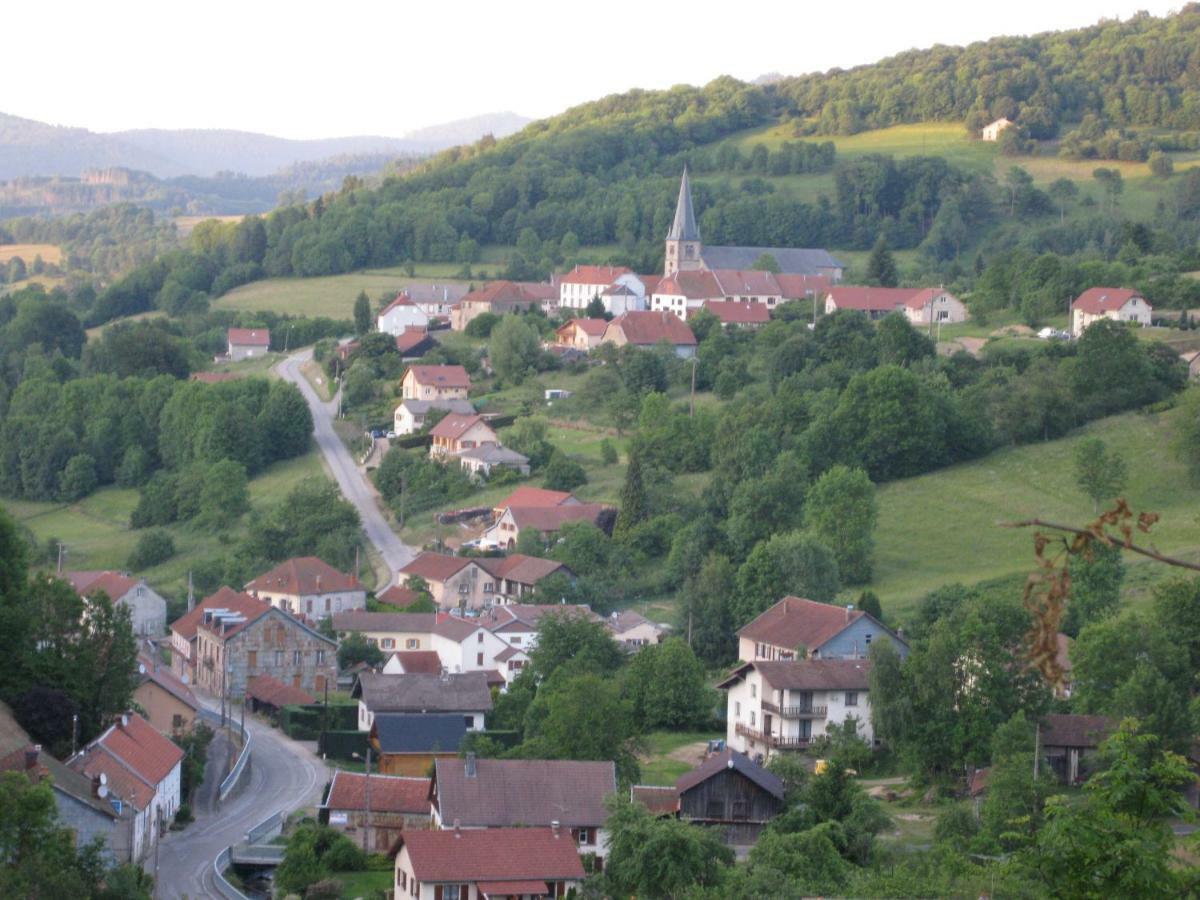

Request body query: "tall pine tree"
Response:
[866, 237, 898, 287]
[353, 290, 372, 335]
[614, 447, 648, 539]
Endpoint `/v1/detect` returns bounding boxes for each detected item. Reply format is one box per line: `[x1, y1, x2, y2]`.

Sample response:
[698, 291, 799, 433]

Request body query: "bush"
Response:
[127, 530, 176, 570]
[322, 835, 366, 871]
[542, 451, 587, 491]
[600, 438, 619, 465]
[303, 879, 344, 900]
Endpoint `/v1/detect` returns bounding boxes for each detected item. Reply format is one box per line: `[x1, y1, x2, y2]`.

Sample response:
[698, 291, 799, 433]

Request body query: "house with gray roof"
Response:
[352, 671, 493, 732]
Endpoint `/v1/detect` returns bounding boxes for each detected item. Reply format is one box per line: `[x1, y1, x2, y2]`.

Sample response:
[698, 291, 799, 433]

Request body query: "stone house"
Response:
[191, 603, 338, 698]
[322, 770, 431, 852]
[64, 570, 167, 637]
[737, 596, 909, 663]
[719, 658, 875, 761]
[429, 413, 501, 458]
[558, 265, 633, 310]
[226, 328, 270, 361]
[401, 365, 471, 402]
[702, 300, 771, 327]
[169, 586, 265, 686]
[823, 286, 967, 324]
[244, 556, 367, 620]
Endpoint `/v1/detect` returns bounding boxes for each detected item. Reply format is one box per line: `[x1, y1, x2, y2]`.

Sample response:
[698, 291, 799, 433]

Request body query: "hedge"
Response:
[319, 730, 369, 761]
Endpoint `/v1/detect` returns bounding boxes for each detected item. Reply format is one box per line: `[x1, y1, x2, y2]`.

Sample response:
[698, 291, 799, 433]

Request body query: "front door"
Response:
[763, 713, 773, 739]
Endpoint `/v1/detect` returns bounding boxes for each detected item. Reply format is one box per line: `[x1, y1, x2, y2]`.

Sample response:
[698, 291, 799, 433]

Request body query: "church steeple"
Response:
[664, 167, 702, 276]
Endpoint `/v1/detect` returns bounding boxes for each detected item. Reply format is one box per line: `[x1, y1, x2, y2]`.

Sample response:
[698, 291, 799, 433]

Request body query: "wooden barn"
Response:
[675, 748, 785, 846]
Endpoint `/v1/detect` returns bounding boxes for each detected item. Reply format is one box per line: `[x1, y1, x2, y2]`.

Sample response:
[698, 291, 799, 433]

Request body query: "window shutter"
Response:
[434, 885, 443, 900]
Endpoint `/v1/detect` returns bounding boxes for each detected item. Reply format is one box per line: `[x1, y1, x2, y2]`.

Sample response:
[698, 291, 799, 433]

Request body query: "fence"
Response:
[212, 847, 249, 900]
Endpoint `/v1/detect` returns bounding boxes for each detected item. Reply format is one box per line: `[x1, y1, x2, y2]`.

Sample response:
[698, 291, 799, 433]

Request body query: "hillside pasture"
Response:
[0, 242, 62, 264]
[215, 268, 474, 318]
[869, 405, 1200, 617]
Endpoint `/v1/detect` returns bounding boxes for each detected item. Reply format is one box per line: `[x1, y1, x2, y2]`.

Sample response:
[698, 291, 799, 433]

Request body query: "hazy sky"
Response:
[4, 0, 1182, 139]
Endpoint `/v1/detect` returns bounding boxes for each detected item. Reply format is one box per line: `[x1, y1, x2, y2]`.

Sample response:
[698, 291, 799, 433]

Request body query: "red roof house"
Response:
[602, 310, 697, 357]
[703, 300, 772, 326]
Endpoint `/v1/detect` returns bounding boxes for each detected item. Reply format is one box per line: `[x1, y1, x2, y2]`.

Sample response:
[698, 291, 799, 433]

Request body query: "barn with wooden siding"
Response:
[675, 748, 784, 846]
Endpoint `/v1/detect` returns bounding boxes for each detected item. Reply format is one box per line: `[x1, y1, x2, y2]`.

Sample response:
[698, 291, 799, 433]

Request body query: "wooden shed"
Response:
[675, 748, 785, 846]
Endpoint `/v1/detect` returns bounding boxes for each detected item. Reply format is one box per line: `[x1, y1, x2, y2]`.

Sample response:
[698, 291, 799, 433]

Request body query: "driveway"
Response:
[156, 703, 329, 899]
[276, 349, 416, 582]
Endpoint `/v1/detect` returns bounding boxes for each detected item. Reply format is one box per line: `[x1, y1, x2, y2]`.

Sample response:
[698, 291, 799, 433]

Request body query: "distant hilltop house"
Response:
[63, 570, 167, 637]
[651, 269, 830, 321]
[377, 294, 430, 335]
[401, 364, 471, 402]
[663, 167, 844, 280]
[450, 280, 558, 330]
[600, 309, 698, 358]
[1070, 287, 1152, 337]
[824, 286, 968, 324]
[982, 117, 1014, 141]
[226, 327, 270, 361]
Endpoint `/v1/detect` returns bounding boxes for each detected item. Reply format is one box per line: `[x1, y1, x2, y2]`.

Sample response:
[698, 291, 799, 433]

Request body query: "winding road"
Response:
[156, 704, 328, 899]
[276, 349, 416, 581]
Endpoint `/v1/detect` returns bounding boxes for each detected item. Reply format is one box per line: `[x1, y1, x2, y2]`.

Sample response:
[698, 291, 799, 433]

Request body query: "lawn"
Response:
[868, 405, 1200, 618]
[5, 450, 329, 599]
[331, 869, 392, 899]
[215, 268, 474, 319]
[638, 730, 723, 786]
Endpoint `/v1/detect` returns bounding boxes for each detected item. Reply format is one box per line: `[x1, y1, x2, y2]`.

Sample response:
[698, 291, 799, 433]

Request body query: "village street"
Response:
[275, 349, 416, 582]
[156, 703, 328, 899]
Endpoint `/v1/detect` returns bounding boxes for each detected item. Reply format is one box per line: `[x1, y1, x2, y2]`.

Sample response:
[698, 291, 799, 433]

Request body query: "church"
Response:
[663, 168, 844, 281]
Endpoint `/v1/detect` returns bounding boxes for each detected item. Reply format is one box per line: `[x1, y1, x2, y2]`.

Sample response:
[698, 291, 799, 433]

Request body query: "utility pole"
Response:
[56, 542, 66, 575]
[71, 714, 78, 757]
[689, 356, 697, 418]
[362, 747, 372, 853]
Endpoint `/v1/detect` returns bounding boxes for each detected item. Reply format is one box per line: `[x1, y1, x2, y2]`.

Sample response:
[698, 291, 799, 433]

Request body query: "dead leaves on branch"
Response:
[1014, 500, 1165, 688]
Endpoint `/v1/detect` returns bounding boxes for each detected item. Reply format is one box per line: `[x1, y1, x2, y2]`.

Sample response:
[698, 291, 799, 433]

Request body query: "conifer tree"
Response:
[614, 448, 648, 538]
[865, 237, 898, 287]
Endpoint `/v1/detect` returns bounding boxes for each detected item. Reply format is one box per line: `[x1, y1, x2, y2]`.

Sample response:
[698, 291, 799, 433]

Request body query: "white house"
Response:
[68, 712, 183, 865]
[982, 118, 1014, 141]
[1070, 287, 1153, 337]
[393, 398, 476, 436]
[377, 294, 430, 335]
[718, 658, 875, 762]
[823, 286, 968, 325]
[558, 265, 632, 310]
[352, 671, 492, 733]
[226, 328, 270, 361]
[64, 571, 167, 637]
[244, 556, 367, 619]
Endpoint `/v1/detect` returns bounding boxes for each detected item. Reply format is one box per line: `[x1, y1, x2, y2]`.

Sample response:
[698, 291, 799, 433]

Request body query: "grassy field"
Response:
[0, 243, 62, 264]
[331, 869, 392, 898]
[215, 268, 475, 318]
[869, 404, 1200, 618]
[5, 450, 329, 600]
[172, 215, 244, 237]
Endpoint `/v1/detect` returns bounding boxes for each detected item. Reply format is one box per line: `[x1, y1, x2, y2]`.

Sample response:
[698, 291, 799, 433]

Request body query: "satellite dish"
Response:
[100, 773, 107, 785]
[97, 785, 108, 799]
[138, 663, 146, 675]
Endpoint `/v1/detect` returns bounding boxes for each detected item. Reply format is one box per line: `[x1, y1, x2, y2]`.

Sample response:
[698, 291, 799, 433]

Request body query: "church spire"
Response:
[667, 166, 700, 242]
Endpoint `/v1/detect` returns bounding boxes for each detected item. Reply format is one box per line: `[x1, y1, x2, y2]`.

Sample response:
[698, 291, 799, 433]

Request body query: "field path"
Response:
[276, 349, 415, 583]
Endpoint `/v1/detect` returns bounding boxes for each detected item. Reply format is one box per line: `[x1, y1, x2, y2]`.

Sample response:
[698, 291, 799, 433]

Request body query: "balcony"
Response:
[760, 700, 827, 719]
[735, 722, 811, 749]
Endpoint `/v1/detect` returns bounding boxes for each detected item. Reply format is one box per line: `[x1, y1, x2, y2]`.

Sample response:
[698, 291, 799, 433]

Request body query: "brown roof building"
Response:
[601, 310, 697, 357]
[484, 503, 610, 551]
[401, 365, 472, 402]
[134, 654, 199, 738]
[245, 556, 367, 620]
[737, 596, 908, 662]
[323, 770, 431, 851]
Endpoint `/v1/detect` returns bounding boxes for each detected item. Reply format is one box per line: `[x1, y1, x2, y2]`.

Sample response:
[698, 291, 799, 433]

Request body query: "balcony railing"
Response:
[735, 722, 811, 749]
[760, 700, 827, 719]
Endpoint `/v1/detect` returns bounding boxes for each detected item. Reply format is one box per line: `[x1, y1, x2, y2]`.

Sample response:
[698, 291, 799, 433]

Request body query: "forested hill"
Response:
[62, 7, 1200, 328]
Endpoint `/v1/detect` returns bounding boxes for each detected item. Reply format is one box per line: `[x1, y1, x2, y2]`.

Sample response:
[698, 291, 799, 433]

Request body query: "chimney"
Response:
[453, 818, 461, 836]
[25, 745, 40, 770]
[120, 713, 129, 728]
[845, 604, 854, 622]
[465, 752, 477, 778]
[551, 820, 560, 838]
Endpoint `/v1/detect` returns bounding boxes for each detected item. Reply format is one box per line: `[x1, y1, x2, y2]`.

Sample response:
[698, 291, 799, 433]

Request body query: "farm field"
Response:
[4, 450, 329, 600]
[215, 267, 475, 318]
[0, 242, 62, 264]
[638, 730, 723, 786]
[869, 405, 1200, 618]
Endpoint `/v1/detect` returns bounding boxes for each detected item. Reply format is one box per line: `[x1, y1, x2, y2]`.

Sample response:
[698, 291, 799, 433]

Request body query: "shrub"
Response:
[322, 835, 366, 871]
[127, 530, 176, 570]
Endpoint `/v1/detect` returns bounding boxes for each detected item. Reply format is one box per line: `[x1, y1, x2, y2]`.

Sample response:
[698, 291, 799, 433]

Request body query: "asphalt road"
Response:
[156, 703, 328, 899]
[275, 349, 416, 581]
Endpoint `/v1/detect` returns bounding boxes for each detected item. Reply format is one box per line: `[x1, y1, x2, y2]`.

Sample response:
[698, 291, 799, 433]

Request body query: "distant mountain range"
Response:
[0, 110, 531, 180]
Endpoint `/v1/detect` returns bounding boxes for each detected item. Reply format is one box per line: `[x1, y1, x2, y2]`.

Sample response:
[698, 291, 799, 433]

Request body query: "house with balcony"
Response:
[718, 658, 874, 762]
[737, 596, 908, 663]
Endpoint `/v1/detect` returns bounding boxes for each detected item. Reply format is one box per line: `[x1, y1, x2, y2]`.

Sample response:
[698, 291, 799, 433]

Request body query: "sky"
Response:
[3, 0, 1184, 140]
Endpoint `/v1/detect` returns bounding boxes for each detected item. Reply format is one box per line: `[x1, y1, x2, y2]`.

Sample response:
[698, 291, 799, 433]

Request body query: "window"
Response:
[325, 597, 331, 612]
[399, 870, 407, 890]
[845, 692, 859, 707]
[315, 650, 325, 665]
[750, 683, 757, 698]
[705, 798, 724, 818]
[274, 650, 284, 666]
[406, 639, 419, 649]
[248, 650, 257, 669]
[864, 634, 872, 645]
[293, 650, 302, 665]
[572, 827, 595, 845]
[477, 632, 483, 643]
[735, 701, 741, 717]
[731, 800, 749, 820]
[307, 599, 313, 614]
[464, 716, 474, 729]
[484, 583, 494, 593]
[382, 639, 395, 649]
[510, 636, 521, 645]
[459, 583, 469, 594]
[750, 711, 756, 727]
[476, 653, 484, 666]
[172, 714, 184, 730]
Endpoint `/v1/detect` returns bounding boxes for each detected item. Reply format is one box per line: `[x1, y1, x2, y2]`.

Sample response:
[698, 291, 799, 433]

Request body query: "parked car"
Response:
[387, 431, 397, 439]
[369, 429, 386, 439]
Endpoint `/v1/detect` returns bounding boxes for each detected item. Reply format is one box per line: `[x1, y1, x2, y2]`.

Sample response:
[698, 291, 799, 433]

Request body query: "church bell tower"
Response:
[664, 167, 702, 277]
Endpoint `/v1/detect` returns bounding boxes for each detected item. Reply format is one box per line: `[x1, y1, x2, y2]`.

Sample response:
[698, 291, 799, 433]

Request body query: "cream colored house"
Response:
[1070, 287, 1152, 337]
[718, 658, 875, 761]
[428, 413, 497, 458]
[400, 365, 471, 401]
[555, 318, 608, 350]
[244, 556, 366, 620]
[607, 610, 666, 648]
[397, 553, 491, 610]
[330, 611, 438, 653]
[982, 118, 1014, 141]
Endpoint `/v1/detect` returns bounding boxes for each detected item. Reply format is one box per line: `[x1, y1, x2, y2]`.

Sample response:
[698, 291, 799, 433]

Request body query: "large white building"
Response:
[1070, 287, 1152, 337]
[718, 658, 874, 762]
[377, 294, 430, 335]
